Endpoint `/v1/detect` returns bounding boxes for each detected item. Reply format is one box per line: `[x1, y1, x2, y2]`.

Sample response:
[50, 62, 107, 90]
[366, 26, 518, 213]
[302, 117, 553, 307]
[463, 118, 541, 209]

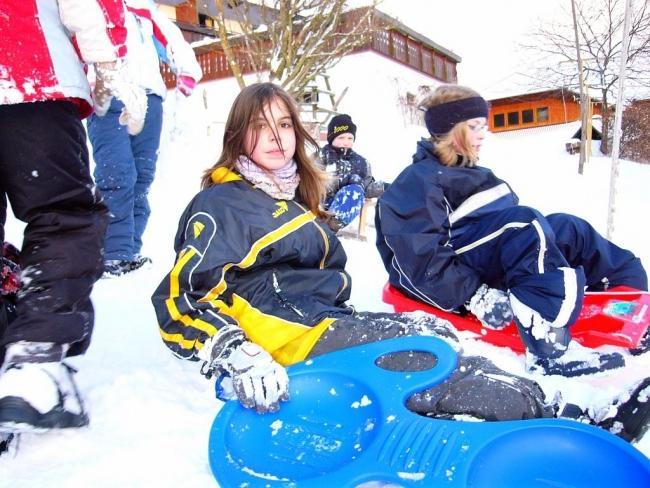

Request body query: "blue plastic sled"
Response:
[208, 336, 650, 487]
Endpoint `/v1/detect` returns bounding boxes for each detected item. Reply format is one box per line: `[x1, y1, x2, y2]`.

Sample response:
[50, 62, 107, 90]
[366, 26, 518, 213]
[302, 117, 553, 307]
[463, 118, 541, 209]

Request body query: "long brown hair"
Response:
[201, 83, 329, 217]
[419, 85, 483, 167]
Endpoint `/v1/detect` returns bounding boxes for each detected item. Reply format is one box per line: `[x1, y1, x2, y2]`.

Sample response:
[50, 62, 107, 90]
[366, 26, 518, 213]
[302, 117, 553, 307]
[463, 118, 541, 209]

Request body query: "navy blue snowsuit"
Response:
[376, 140, 647, 357]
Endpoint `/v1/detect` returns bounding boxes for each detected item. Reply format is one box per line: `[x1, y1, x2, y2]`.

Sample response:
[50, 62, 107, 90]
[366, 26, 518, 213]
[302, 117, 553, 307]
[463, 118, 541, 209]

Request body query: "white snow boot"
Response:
[0, 341, 88, 433]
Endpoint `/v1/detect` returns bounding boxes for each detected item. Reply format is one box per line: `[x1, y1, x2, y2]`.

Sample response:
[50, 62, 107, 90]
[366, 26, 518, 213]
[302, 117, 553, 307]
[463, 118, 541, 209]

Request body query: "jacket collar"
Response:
[413, 139, 437, 164]
[211, 167, 242, 184]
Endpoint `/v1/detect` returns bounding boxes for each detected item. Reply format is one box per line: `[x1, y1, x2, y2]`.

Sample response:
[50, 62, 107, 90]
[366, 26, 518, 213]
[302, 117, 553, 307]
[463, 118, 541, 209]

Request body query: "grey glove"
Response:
[467, 284, 514, 330]
[93, 60, 147, 135]
[199, 325, 290, 414]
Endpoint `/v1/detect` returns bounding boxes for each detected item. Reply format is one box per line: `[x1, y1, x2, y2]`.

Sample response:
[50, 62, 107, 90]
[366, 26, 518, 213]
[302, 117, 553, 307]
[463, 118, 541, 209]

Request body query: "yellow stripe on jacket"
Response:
[198, 211, 316, 304]
[212, 294, 335, 366]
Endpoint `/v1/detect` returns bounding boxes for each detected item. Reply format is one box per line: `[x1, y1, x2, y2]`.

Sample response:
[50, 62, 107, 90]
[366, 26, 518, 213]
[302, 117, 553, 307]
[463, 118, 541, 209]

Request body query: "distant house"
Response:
[155, 1, 460, 87]
[487, 89, 602, 133]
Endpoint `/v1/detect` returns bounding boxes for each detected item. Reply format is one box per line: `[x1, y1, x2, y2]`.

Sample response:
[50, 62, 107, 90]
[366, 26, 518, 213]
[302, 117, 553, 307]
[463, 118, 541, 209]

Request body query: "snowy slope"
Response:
[1, 88, 649, 485]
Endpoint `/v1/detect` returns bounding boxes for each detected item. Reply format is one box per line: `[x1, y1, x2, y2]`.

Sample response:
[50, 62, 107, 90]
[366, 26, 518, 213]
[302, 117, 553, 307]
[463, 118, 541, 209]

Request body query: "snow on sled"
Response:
[382, 283, 650, 354]
[208, 336, 650, 487]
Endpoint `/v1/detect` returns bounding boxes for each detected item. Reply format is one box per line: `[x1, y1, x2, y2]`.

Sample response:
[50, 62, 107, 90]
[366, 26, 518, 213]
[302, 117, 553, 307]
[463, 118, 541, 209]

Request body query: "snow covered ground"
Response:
[1, 90, 649, 485]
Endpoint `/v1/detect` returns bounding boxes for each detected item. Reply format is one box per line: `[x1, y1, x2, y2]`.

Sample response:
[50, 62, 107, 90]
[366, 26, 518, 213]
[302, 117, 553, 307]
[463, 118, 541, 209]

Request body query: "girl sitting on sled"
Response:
[375, 84, 648, 378]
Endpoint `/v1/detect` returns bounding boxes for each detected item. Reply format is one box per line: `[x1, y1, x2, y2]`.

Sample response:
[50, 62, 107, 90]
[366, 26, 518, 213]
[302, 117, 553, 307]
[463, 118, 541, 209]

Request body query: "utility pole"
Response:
[571, 0, 588, 174]
[607, 0, 633, 239]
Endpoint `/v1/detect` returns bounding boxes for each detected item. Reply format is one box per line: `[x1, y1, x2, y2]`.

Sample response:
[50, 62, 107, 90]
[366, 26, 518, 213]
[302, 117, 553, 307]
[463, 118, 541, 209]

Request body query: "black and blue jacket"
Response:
[375, 140, 518, 311]
[151, 167, 353, 365]
[318, 144, 384, 198]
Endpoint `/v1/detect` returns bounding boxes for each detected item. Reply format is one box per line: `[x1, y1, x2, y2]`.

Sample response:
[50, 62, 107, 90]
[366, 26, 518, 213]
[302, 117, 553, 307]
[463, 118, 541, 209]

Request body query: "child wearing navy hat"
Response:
[318, 114, 386, 232]
[376, 84, 648, 378]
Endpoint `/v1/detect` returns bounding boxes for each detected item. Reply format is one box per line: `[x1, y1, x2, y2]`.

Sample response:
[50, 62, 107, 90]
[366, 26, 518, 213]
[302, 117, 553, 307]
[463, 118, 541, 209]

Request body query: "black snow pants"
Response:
[0, 101, 108, 357]
[309, 312, 553, 421]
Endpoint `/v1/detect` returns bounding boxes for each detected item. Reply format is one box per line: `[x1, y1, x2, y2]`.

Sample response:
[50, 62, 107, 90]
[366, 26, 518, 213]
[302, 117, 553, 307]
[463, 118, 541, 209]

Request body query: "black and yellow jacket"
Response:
[151, 168, 353, 366]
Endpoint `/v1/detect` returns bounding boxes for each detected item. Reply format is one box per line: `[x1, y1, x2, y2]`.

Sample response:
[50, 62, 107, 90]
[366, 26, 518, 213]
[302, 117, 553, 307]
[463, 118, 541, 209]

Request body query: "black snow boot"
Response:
[560, 377, 650, 443]
[529, 341, 625, 377]
[597, 377, 650, 442]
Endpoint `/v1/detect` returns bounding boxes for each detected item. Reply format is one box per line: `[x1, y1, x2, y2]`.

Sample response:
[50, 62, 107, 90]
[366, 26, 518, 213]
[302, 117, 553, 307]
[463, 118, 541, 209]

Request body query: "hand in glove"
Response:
[0, 256, 20, 296]
[176, 75, 196, 97]
[199, 325, 290, 414]
[93, 60, 148, 135]
[467, 284, 514, 330]
[340, 173, 364, 187]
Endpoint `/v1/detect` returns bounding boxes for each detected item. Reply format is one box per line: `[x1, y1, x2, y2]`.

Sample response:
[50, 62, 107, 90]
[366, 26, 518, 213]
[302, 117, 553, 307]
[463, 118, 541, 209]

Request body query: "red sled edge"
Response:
[382, 283, 650, 355]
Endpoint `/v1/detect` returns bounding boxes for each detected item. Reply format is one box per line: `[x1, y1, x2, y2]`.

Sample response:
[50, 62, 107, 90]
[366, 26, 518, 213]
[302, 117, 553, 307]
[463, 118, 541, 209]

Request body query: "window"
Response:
[522, 109, 534, 123]
[536, 107, 549, 122]
[198, 13, 214, 28]
[493, 113, 505, 127]
[507, 111, 519, 125]
[302, 90, 319, 104]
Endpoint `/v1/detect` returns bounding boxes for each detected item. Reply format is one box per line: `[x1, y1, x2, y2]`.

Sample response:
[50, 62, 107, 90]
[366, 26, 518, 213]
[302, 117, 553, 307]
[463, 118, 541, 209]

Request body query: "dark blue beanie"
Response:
[424, 96, 489, 136]
[327, 114, 357, 145]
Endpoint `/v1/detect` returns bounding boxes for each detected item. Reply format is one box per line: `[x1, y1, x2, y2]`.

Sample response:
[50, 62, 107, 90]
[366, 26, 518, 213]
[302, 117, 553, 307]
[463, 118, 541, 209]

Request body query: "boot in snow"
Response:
[528, 341, 625, 377]
[102, 259, 133, 278]
[130, 254, 152, 272]
[560, 378, 650, 443]
[596, 377, 650, 442]
[0, 341, 88, 433]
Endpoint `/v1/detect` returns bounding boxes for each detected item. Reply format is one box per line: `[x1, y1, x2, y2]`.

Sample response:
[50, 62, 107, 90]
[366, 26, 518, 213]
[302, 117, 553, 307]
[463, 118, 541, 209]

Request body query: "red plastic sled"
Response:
[382, 283, 650, 354]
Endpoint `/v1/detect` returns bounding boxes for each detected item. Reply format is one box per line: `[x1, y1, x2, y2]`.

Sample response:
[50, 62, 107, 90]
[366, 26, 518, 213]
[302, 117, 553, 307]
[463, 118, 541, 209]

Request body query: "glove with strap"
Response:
[93, 60, 148, 135]
[467, 284, 514, 330]
[198, 325, 289, 414]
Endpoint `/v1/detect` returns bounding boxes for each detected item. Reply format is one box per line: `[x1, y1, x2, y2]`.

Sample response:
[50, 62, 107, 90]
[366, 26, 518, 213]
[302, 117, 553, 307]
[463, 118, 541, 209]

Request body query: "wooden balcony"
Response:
[162, 20, 458, 88]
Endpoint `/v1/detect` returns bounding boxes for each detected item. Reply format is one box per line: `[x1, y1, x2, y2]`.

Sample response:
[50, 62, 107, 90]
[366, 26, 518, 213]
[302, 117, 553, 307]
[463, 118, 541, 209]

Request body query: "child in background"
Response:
[150, 83, 648, 442]
[318, 114, 386, 232]
[375, 84, 648, 378]
[88, 0, 202, 277]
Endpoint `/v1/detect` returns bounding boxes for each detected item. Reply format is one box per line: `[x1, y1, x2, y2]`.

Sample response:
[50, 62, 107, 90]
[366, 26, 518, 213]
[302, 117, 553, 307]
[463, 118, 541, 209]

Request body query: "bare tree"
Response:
[523, 0, 650, 154]
[211, 0, 385, 99]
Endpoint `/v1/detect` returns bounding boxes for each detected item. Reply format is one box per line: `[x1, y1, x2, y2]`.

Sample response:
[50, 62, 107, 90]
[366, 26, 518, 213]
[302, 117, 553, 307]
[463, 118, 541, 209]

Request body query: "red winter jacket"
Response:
[0, 0, 127, 118]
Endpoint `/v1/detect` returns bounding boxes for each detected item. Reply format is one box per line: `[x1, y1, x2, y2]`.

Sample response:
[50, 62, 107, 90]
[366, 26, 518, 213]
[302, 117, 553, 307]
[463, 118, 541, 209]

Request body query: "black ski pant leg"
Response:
[547, 213, 648, 291]
[0, 101, 109, 356]
[0, 192, 6, 244]
[307, 312, 551, 421]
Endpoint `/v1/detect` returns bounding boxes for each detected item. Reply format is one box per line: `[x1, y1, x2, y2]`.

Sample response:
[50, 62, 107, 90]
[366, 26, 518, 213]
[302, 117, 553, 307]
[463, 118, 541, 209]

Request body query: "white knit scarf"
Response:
[235, 156, 300, 200]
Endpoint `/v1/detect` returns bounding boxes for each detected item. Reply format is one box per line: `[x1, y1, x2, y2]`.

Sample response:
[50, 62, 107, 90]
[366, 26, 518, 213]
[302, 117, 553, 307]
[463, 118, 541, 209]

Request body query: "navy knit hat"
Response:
[327, 114, 357, 145]
[424, 96, 489, 136]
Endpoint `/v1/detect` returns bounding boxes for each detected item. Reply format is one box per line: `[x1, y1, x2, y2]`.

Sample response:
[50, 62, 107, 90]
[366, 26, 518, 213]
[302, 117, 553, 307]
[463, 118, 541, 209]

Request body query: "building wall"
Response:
[174, 0, 197, 24]
[488, 95, 602, 133]
[327, 51, 441, 182]
[489, 98, 581, 132]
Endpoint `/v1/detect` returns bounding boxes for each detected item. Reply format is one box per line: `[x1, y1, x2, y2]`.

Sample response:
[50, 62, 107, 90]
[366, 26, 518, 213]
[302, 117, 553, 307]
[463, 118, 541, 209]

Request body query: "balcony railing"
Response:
[162, 24, 457, 88]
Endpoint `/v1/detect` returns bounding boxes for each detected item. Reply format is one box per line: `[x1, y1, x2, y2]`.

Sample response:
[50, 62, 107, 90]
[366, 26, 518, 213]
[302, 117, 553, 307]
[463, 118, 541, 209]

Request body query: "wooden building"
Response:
[487, 89, 602, 132]
[155, 1, 460, 87]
